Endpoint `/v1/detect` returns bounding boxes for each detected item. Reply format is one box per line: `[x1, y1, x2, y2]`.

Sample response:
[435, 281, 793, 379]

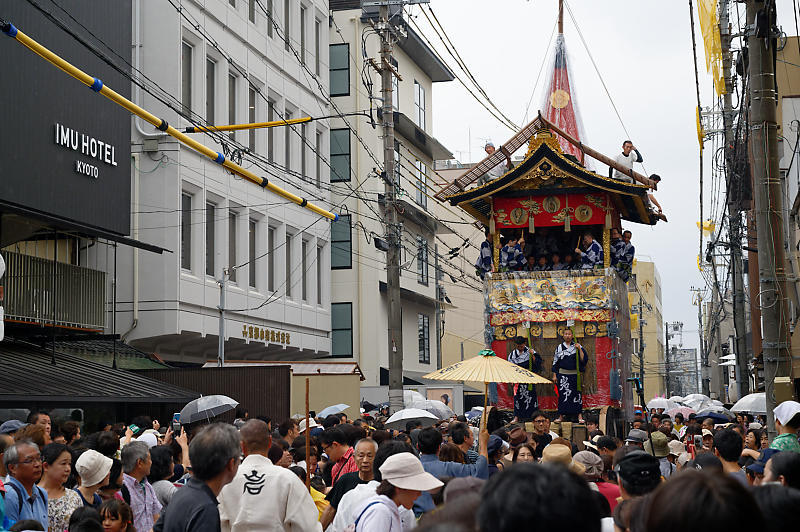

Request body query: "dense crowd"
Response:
[1, 399, 799, 532]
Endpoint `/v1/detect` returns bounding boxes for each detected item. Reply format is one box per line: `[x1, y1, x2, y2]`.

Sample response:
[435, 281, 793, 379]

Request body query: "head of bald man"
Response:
[239, 419, 272, 456]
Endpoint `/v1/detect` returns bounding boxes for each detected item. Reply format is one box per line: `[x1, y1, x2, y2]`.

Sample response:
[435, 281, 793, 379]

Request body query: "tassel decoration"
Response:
[489, 198, 496, 234]
[564, 195, 571, 232]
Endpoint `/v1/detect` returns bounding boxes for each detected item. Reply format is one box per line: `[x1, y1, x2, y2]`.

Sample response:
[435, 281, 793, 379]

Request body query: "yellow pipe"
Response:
[186, 117, 313, 133]
[2, 22, 337, 222]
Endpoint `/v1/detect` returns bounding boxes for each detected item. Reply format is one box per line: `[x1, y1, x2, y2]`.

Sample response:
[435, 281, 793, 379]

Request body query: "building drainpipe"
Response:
[133, 0, 167, 141]
[122, 153, 140, 342]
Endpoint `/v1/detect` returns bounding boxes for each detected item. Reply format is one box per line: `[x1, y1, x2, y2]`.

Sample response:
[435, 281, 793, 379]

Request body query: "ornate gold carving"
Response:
[525, 129, 563, 158]
[553, 207, 574, 224]
[519, 199, 541, 214]
[495, 209, 509, 226]
[603, 227, 610, 268]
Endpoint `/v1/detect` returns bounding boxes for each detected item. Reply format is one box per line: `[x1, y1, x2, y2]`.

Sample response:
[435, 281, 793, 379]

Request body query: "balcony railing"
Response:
[2, 251, 106, 331]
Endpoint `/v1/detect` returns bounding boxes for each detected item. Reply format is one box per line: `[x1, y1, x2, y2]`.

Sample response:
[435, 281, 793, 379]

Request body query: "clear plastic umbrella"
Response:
[318, 403, 349, 418]
[731, 392, 767, 415]
[384, 408, 439, 431]
[180, 394, 238, 424]
[647, 397, 680, 411]
[408, 399, 455, 420]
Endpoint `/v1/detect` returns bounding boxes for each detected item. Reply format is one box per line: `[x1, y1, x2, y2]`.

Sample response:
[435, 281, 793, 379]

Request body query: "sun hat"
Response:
[643, 431, 669, 458]
[541, 443, 586, 475]
[774, 400, 800, 426]
[298, 418, 320, 433]
[667, 439, 685, 457]
[701, 429, 713, 438]
[583, 434, 602, 451]
[75, 450, 113, 487]
[748, 422, 763, 430]
[573, 450, 603, 478]
[136, 432, 158, 448]
[625, 429, 648, 444]
[0, 420, 28, 434]
[378, 452, 443, 491]
[676, 452, 692, 468]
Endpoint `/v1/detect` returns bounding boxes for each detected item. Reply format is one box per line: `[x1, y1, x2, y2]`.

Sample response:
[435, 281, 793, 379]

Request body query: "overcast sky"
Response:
[415, 0, 798, 350]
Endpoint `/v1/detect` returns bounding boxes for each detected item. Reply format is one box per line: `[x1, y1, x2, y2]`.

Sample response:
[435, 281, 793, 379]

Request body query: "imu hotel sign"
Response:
[54, 122, 119, 179]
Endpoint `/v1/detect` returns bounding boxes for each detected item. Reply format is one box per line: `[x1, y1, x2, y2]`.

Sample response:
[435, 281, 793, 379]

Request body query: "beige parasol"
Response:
[422, 349, 550, 428]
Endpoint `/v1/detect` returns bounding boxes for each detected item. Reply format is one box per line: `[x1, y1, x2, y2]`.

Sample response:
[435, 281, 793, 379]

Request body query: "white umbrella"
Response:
[403, 390, 427, 406]
[180, 394, 238, 424]
[318, 403, 350, 418]
[668, 396, 684, 403]
[384, 408, 439, 431]
[731, 392, 767, 415]
[647, 397, 680, 411]
[409, 399, 455, 420]
[682, 394, 712, 411]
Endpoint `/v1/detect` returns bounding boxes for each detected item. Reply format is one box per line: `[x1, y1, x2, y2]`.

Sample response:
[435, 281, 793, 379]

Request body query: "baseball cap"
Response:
[614, 450, 660, 485]
[701, 429, 713, 438]
[774, 400, 800, 426]
[75, 450, 113, 487]
[484, 141, 495, 148]
[0, 420, 28, 434]
[746, 448, 782, 475]
[487, 435, 504, 455]
[379, 452, 443, 491]
[136, 432, 158, 448]
[625, 429, 648, 443]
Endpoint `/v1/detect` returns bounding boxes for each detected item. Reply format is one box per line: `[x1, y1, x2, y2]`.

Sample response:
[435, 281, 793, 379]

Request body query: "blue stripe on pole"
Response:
[214, 152, 224, 164]
[333, 213, 339, 222]
[3, 23, 18, 37]
[90, 78, 103, 92]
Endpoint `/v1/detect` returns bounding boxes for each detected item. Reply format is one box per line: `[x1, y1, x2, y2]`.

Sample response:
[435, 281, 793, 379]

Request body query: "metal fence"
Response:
[2, 251, 106, 330]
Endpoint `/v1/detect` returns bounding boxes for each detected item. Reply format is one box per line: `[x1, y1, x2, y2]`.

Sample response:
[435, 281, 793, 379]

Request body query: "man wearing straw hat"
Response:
[551, 327, 589, 424]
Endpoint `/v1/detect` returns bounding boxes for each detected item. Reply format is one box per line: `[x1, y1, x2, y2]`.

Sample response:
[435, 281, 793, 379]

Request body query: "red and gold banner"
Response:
[493, 193, 609, 229]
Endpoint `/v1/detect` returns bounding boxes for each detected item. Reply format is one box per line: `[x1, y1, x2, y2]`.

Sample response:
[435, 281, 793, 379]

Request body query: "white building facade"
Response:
[327, 2, 461, 386]
[117, 0, 335, 364]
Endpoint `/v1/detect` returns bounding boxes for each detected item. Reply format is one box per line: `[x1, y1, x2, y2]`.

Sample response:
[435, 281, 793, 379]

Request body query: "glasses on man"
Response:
[17, 455, 42, 465]
[533, 419, 547, 424]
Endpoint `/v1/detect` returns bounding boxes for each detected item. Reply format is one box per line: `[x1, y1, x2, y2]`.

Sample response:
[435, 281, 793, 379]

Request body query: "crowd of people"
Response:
[476, 226, 635, 282]
[1, 397, 799, 532]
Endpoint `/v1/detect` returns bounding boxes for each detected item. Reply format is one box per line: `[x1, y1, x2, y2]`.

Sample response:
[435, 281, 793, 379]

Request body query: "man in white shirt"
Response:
[218, 419, 320, 532]
[478, 142, 513, 185]
[609, 140, 642, 183]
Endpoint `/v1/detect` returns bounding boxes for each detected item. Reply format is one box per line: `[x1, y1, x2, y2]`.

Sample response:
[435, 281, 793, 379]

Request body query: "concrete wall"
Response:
[290, 374, 362, 420]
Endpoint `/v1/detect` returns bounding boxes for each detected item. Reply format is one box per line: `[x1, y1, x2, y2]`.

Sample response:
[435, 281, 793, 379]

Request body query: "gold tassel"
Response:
[489, 202, 496, 235]
[528, 210, 535, 233]
[605, 194, 612, 229]
[564, 195, 571, 232]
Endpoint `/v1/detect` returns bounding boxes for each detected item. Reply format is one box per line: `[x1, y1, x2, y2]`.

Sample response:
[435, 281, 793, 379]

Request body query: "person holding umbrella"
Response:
[551, 327, 589, 423]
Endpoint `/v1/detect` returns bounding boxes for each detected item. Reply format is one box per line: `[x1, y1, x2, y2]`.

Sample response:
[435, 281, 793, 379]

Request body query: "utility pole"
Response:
[719, 0, 750, 401]
[638, 291, 645, 395]
[664, 322, 670, 396]
[691, 287, 710, 396]
[377, 2, 403, 414]
[746, 0, 792, 438]
[217, 269, 227, 367]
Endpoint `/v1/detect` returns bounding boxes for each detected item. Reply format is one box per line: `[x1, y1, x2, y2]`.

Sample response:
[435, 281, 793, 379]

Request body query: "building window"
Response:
[266, 0, 273, 37]
[418, 314, 430, 363]
[316, 245, 323, 304]
[181, 193, 192, 270]
[228, 212, 237, 283]
[415, 160, 427, 209]
[181, 41, 192, 115]
[302, 122, 310, 179]
[249, 219, 257, 288]
[302, 239, 308, 301]
[314, 19, 321, 76]
[248, 87, 256, 152]
[206, 202, 216, 276]
[249, 0, 256, 22]
[284, 0, 290, 52]
[228, 73, 237, 141]
[414, 80, 425, 130]
[268, 226, 275, 291]
[284, 109, 293, 171]
[300, 6, 307, 65]
[417, 236, 428, 285]
[267, 98, 275, 162]
[331, 214, 351, 269]
[315, 129, 322, 187]
[331, 302, 353, 357]
[206, 58, 216, 124]
[286, 233, 293, 298]
[329, 44, 349, 96]
[330, 128, 350, 182]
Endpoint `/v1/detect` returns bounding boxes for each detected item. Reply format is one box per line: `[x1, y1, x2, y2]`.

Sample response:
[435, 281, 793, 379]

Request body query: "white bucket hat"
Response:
[379, 453, 443, 491]
[298, 418, 320, 433]
[75, 450, 113, 487]
[774, 400, 800, 426]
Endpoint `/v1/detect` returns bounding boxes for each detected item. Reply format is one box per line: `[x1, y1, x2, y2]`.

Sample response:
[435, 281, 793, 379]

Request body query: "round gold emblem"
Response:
[543, 196, 561, 213]
[550, 89, 570, 109]
[509, 207, 528, 225]
[575, 204, 593, 222]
